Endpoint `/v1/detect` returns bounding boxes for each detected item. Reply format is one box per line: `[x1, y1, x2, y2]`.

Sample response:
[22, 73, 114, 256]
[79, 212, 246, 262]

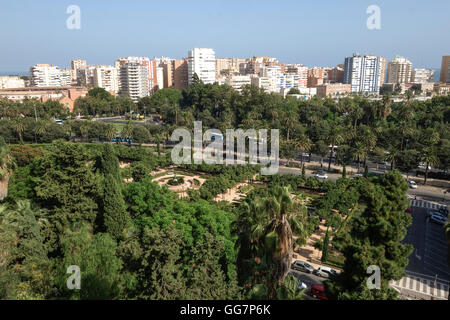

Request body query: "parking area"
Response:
[404, 204, 449, 282]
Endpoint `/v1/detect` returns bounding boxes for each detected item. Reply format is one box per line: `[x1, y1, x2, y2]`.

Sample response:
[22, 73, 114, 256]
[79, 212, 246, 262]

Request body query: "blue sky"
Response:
[0, 0, 449, 73]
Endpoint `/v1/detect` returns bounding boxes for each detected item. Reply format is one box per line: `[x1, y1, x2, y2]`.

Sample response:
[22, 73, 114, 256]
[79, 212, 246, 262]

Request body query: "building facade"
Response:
[117, 57, 156, 101]
[344, 54, 386, 94]
[0, 76, 26, 89]
[30, 64, 71, 87]
[188, 48, 216, 85]
[411, 68, 435, 84]
[93, 65, 119, 94]
[440, 56, 450, 83]
[387, 56, 412, 84]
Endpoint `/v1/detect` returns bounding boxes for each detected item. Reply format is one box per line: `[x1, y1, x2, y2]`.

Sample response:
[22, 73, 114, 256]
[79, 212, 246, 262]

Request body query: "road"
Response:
[404, 205, 449, 281]
[278, 165, 449, 207]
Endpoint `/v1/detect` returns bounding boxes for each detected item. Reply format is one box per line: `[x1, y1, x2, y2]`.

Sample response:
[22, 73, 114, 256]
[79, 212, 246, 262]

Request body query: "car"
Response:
[438, 206, 449, 217]
[291, 260, 315, 273]
[405, 207, 412, 215]
[297, 280, 307, 291]
[409, 181, 418, 189]
[313, 266, 338, 279]
[315, 172, 328, 180]
[426, 210, 445, 218]
[310, 284, 327, 300]
[418, 163, 431, 170]
[430, 213, 447, 225]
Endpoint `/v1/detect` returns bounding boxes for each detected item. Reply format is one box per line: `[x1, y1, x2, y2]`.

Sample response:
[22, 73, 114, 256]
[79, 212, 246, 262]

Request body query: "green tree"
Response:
[0, 137, 15, 201]
[326, 171, 413, 300]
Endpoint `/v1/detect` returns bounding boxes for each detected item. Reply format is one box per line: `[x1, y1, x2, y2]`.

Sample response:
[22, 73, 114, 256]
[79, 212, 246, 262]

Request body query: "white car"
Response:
[430, 213, 447, 225]
[297, 280, 307, 290]
[315, 172, 328, 180]
[313, 266, 338, 278]
[409, 181, 418, 189]
[418, 163, 431, 170]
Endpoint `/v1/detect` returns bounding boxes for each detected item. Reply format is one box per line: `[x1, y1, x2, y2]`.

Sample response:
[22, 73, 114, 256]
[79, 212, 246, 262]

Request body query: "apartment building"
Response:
[285, 64, 308, 88]
[30, 64, 71, 87]
[316, 83, 352, 98]
[440, 56, 450, 83]
[387, 56, 412, 84]
[93, 65, 119, 94]
[225, 75, 251, 91]
[0, 76, 25, 89]
[411, 68, 435, 84]
[117, 57, 156, 101]
[173, 58, 189, 91]
[343, 54, 386, 94]
[188, 48, 216, 85]
[250, 76, 271, 92]
[327, 67, 344, 83]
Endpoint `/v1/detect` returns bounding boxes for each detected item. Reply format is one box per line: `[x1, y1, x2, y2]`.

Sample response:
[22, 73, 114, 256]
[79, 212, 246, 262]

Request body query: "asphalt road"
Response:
[403, 206, 450, 282]
[278, 166, 449, 206]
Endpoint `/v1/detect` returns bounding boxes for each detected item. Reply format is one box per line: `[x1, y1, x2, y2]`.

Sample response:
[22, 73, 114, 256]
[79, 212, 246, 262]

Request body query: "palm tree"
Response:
[121, 121, 133, 145]
[294, 135, 312, 168]
[105, 124, 117, 142]
[326, 124, 344, 172]
[80, 122, 90, 142]
[34, 120, 47, 143]
[420, 147, 439, 185]
[385, 146, 399, 171]
[11, 118, 25, 144]
[248, 186, 307, 299]
[0, 137, 14, 201]
[353, 141, 367, 173]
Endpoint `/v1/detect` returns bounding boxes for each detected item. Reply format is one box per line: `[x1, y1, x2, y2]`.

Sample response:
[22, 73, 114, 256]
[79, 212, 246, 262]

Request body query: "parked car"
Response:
[430, 213, 447, 225]
[313, 266, 338, 279]
[310, 284, 327, 300]
[297, 280, 307, 290]
[409, 181, 418, 189]
[426, 210, 445, 218]
[315, 171, 328, 180]
[291, 260, 315, 273]
[438, 206, 449, 217]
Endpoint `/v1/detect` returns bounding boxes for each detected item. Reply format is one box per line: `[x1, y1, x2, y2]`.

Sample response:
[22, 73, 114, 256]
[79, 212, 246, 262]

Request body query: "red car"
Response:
[310, 284, 327, 300]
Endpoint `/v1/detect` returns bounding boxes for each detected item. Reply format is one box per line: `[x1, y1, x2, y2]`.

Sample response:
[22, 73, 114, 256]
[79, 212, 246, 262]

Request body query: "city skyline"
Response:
[1, 0, 449, 73]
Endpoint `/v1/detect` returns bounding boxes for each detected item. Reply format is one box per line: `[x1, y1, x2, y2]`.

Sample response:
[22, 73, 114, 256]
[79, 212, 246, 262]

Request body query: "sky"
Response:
[0, 0, 449, 73]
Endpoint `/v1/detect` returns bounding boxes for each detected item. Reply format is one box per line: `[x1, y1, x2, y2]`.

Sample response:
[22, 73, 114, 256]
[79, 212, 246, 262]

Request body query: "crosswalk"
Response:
[390, 275, 449, 300]
[409, 199, 447, 210]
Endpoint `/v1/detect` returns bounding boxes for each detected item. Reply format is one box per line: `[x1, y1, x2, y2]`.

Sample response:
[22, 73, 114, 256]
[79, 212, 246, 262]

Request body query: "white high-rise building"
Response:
[30, 64, 71, 87]
[156, 66, 164, 90]
[117, 57, 155, 101]
[71, 59, 87, 71]
[188, 48, 216, 85]
[260, 65, 282, 93]
[411, 68, 435, 84]
[93, 65, 119, 93]
[343, 54, 386, 94]
[387, 56, 412, 84]
[285, 64, 308, 88]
